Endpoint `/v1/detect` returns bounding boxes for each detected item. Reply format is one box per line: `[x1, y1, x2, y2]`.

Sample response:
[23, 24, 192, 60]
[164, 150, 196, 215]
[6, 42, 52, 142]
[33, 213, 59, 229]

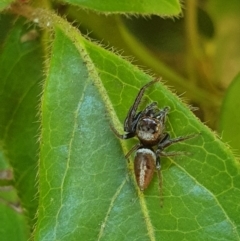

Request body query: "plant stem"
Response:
[185, 0, 199, 84]
[116, 16, 220, 107]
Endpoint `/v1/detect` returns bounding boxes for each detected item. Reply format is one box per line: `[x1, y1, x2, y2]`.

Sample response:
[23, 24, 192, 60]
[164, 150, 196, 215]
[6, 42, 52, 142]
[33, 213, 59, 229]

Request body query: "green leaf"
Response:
[0, 17, 43, 228]
[83, 30, 240, 241]
[0, 195, 29, 241]
[0, 14, 13, 46]
[63, 0, 181, 15]
[0, 0, 14, 11]
[33, 10, 240, 240]
[0, 152, 29, 241]
[219, 73, 240, 154]
[37, 27, 140, 240]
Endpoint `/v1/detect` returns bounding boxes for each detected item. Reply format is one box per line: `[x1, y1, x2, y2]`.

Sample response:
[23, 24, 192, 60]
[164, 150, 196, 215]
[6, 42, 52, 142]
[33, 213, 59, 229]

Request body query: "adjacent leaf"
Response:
[0, 197, 29, 241]
[219, 73, 240, 154]
[63, 0, 181, 15]
[0, 149, 10, 170]
[0, 0, 14, 11]
[0, 17, 43, 228]
[32, 8, 240, 240]
[0, 14, 13, 46]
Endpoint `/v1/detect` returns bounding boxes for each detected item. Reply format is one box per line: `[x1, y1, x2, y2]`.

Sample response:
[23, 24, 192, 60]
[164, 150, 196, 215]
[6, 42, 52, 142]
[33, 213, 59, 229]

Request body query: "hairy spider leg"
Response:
[130, 102, 159, 130]
[155, 155, 163, 207]
[157, 133, 198, 151]
[110, 124, 136, 139]
[125, 143, 142, 159]
[159, 150, 191, 157]
[155, 133, 198, 207]
[154, 106, 170, 122]
[124, 78, 161, 132]
[141, 101, 158, 116]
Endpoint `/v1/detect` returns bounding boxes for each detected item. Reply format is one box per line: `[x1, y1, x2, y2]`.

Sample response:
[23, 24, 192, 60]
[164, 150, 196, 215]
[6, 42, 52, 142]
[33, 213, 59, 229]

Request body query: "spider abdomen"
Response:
[134, 148, 156, 191]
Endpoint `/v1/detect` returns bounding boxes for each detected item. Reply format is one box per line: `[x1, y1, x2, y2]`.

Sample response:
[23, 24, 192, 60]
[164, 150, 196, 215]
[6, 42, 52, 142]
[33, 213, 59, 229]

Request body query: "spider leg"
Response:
[154, 106, 170, 124]
[156, 155, 163, 207]
[129, 102, 159, 130]
[125, 143, 142, 159]
[110, 124, 135, 139]
[159, 151, 191, 157]
[124, 78, 161, 132]
[141, 101, 158, 116]
[158, 133, 198, 150]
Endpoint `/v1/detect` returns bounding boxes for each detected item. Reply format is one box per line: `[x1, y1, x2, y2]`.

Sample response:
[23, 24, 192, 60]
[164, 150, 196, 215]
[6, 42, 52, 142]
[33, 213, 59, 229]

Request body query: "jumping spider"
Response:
[111, 78, 197, 196]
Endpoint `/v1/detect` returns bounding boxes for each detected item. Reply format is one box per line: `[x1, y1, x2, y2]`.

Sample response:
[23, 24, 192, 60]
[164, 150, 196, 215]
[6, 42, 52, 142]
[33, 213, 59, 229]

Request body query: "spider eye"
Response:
[138, 118, 160, 134]
[136, 117, 163, 145]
